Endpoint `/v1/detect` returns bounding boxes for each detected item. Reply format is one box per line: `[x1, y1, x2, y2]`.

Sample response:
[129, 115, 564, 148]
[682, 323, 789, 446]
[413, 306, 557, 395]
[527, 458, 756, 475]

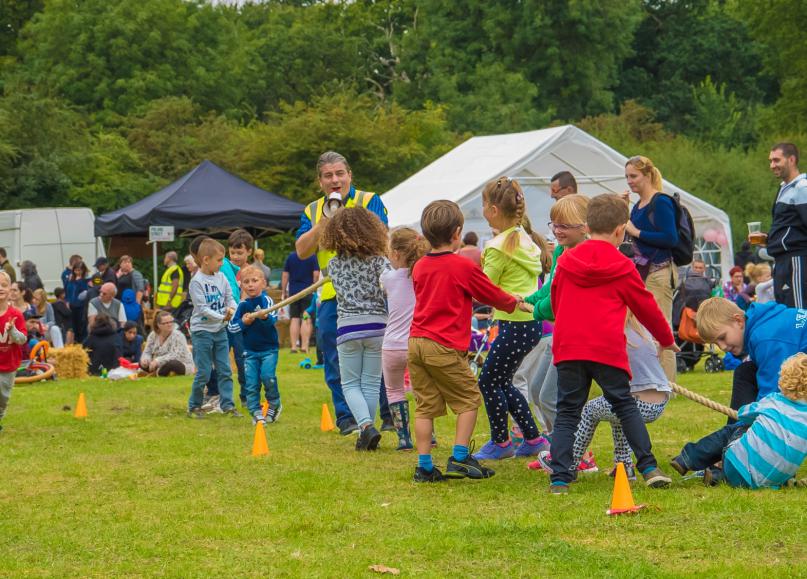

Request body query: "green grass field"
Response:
[1, 355, 805, 577]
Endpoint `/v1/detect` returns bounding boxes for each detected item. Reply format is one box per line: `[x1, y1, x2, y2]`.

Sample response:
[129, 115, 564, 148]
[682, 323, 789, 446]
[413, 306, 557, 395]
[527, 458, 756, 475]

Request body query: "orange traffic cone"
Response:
[262, 400, 269, 418]
[320, 403, 335, 432]
[74, 392, 88, 419]
[251, 421, 269, 457]
[607, 462, 645, 516]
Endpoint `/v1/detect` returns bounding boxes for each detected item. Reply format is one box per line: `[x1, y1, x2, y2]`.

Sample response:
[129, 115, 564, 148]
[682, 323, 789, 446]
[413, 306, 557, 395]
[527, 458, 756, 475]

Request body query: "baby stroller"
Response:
[173, 299, 194, 342]
[468, 305, 497, 377]
[672, 270, 723, 373]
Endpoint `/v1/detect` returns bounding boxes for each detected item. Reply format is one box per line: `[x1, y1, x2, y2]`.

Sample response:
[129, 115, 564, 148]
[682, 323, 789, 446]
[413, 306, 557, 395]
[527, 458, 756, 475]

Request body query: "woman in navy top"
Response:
[624, 155, 679, 381]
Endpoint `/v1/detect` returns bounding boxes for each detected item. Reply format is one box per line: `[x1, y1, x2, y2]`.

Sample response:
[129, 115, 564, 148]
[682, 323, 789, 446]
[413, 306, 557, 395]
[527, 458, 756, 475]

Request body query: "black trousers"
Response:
[550, 361, 657, 484]
[728, 360, 758, 424]
[774, 255, 807, 308]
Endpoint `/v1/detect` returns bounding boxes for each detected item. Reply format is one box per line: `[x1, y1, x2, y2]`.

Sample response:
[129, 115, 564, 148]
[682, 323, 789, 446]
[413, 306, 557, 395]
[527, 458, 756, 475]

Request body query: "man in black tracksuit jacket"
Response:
[765, 143, 807, 307]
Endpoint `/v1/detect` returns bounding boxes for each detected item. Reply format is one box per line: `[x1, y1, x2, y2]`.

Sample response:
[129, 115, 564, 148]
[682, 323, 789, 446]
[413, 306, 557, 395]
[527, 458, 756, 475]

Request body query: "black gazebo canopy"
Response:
[95, 160, 304, 238]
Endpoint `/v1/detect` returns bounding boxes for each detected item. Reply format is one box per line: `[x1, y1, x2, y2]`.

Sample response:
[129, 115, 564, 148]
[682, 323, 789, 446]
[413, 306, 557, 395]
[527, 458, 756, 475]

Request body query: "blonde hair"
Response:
[695, 297, 744, 343]
[626, 155, 663, 192]
[0, 271, 10, 285]
[197, 239, 225, 260]
[239, 264, 265, 283]
[33, 288, 48, 316]
[254, 248, 265, 262]
[625, 311, 651, 349]
[389, 227, 429, 276]
[550, 194, 589, 225]
[750, 263, 771, 283]
[482, 177, 527, 256]
[778, 353, 807, 401]
[483, 177, 551, 273]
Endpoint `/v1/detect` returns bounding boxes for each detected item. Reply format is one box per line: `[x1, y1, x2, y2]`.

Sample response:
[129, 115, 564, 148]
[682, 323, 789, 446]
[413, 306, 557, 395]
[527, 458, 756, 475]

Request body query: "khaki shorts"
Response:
[407, 337, 481, 419]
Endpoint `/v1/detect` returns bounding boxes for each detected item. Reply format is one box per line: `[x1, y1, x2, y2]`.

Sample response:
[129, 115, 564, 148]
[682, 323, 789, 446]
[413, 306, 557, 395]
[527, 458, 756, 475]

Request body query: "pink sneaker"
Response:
[577, 451, 599, 474]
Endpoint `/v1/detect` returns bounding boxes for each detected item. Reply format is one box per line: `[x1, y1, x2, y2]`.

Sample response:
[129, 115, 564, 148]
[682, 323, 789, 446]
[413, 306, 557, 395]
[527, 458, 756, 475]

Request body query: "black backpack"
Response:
[648, 192, 695, 267]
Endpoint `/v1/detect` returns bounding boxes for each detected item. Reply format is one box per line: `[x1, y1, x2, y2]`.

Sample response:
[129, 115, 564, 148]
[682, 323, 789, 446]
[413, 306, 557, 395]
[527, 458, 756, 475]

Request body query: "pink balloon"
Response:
[702, 229, 718, 243]
[716, 232, 728, 247]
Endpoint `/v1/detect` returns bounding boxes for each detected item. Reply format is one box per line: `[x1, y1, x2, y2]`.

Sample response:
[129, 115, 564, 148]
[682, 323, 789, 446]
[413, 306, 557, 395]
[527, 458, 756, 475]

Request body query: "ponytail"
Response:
[390, 227, 430, 277]
[651, 167, 664, 192]
[522, 216, 552, 275]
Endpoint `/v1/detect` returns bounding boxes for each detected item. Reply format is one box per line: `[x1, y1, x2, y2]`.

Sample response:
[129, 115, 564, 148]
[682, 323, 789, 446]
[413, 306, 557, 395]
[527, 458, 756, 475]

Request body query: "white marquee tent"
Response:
[382, 125, 733, 280]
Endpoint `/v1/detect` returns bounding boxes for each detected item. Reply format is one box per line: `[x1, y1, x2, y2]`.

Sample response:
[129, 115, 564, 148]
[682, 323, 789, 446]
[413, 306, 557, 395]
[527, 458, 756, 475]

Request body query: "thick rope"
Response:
[670, 382, 738, 421]
[251, 276, 330, 317]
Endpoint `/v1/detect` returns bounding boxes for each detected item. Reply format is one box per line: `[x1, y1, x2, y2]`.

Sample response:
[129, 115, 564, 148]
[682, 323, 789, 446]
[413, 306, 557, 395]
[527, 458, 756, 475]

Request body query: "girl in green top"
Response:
[473, 177, 554, 461]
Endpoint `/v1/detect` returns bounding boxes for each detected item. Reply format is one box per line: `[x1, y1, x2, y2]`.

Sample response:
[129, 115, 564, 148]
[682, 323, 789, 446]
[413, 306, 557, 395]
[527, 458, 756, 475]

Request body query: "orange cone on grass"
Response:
[74, 392, 88, 419]
[607, 462, 645, 516]
[251, 421, 269, 457]
[320, 403, 335, 431]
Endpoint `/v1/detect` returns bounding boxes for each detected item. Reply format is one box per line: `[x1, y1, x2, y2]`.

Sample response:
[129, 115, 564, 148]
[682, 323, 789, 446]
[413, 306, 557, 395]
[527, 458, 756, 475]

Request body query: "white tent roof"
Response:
[383, 124, 733, 279]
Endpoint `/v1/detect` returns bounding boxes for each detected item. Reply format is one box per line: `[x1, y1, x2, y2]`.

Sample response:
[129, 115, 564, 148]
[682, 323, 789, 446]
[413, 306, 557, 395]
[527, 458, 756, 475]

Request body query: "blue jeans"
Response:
[228, 329, 246, 400]
[189, 329, 234, 411]
[244, 349, 280, 416]
[680, 422, 750, 487]
[337, 337, 383, 428]
[318, 299, 352, 425]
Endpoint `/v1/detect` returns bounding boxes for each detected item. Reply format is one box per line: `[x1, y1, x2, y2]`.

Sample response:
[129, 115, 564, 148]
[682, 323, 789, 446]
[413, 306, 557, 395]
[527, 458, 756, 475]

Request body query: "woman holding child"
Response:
[623, 155, 679, 381]
[140, 310, 194, 377]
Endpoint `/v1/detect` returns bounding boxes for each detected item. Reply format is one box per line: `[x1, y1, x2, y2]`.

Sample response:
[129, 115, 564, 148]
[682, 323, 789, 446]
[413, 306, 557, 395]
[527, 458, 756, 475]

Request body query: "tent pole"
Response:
[152, 241, 158, 306]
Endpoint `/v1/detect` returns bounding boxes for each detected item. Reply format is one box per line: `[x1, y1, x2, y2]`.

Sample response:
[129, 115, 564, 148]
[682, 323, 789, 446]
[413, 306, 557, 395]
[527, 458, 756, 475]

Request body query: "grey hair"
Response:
[317, 151, 351, 176]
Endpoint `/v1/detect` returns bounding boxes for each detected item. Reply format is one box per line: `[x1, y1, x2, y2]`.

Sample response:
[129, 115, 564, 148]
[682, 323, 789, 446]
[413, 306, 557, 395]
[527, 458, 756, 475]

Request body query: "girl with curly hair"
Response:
[321, 207, 390, 451]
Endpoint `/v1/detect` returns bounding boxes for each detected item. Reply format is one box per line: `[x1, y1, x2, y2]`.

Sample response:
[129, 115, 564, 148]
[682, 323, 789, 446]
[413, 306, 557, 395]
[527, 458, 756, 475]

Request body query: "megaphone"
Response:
[323, 191, 343, 218]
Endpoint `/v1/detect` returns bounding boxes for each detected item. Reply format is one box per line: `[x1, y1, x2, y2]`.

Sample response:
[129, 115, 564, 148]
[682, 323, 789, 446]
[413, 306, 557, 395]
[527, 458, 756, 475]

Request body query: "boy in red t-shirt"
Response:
[408, 200, 530, 482]
[0, 271, 28, 433]
[548, 194, 679, 493]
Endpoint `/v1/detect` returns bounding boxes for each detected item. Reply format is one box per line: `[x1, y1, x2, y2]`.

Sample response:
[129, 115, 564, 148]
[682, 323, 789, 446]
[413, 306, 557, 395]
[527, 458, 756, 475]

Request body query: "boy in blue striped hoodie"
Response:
[670, 353, 807, 488]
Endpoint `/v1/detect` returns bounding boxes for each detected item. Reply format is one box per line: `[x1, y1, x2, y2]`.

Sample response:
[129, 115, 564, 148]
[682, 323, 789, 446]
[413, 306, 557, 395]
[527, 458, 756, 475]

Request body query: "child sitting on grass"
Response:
[83, 313, 121, 375]
[187, 239, 239, 418]
[670, 353, 807, 488]
[694, 297, 807, 413]
[548, 194, 678, 493]
[121, 321, 143, 365]
[234, 265, 281, 425]
[321, 207, 390, 451]
[408, 200, 529, 482]
[0, 271, 28, 434]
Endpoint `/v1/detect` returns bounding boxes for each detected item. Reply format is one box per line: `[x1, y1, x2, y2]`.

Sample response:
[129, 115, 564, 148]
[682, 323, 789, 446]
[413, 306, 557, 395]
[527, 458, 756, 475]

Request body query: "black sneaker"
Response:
[445, 455, 495, 479]
[381, 417, 396, 433]
[357, 425, 382, 451]
[339, 420, 359, 436]
[188, 407, 206, 419]
[669, 455, 688, 476]
[413, 466, 445, 483]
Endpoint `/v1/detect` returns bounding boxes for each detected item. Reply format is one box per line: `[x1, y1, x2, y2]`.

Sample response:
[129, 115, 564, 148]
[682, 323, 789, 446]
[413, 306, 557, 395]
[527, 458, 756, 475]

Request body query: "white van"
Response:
[0, 208, 105, 292]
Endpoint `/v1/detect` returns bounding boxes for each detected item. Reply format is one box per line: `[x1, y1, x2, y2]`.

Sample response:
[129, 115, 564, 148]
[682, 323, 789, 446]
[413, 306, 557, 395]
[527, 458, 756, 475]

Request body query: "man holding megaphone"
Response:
[295, 151, 389, 435]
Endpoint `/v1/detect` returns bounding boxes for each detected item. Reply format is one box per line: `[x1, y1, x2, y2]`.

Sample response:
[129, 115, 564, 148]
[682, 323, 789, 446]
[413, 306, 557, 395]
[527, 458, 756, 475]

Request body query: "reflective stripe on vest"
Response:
[306, 190, 375, 301]
[155, 264, 184, 308]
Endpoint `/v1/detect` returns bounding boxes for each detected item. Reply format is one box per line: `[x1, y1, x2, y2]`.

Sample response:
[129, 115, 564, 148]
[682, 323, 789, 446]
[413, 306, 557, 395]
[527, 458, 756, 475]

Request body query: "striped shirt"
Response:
[725, 392, 807, 489]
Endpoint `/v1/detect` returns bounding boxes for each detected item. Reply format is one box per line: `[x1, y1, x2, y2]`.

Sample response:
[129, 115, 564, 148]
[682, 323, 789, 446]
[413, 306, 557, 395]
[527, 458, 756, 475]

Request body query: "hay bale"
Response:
[51, 345, 90, 379]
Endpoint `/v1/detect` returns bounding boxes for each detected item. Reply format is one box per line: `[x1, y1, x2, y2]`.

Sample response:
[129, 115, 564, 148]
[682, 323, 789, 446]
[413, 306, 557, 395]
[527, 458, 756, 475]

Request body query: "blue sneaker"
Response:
[514, 435, 550, 458]
[472, 440, 515, 460]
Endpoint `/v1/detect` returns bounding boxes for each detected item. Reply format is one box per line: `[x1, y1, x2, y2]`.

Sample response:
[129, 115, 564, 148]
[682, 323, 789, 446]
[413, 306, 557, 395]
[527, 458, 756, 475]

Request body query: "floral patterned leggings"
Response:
[572, 395, 667, 468]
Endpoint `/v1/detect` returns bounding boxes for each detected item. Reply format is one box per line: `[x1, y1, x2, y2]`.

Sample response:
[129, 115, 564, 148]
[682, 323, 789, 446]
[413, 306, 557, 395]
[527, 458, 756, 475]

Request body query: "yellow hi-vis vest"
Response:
[305, 190, 376, 301]
[155, 264, 184, 308]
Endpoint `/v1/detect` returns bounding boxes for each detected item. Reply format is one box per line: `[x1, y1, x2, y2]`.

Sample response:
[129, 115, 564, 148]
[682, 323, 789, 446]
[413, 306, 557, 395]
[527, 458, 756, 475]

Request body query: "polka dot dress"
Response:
[478, 320, 543, 443]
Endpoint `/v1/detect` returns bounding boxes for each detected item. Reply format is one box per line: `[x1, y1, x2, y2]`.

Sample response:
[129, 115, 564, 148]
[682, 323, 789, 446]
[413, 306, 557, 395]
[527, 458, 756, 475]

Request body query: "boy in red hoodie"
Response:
[0, 271, 28, 433]
[408, 200, 529, 482]
[549, 194, 678, 493]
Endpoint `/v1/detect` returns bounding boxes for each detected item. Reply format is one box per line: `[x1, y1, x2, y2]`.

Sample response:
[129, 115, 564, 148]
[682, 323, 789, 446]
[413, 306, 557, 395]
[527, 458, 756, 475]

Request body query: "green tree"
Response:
[0, 0, 44, 56]
[733, 0, 807, 134]
[617, 0, 773, 145]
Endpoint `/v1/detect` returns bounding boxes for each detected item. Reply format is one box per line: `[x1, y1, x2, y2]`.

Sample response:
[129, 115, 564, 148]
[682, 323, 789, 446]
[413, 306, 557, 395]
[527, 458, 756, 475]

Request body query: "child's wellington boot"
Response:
[390, 401, 414, 451]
